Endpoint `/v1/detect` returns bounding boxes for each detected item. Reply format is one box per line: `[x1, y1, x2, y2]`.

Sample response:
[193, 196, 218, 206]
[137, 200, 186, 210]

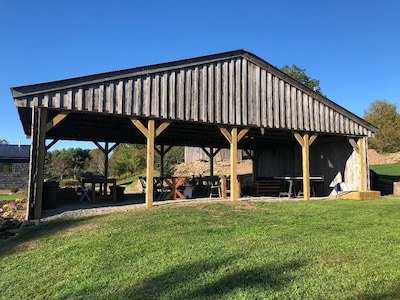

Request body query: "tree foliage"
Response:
[0, 139, 8, 144]
[109, 144, 147, 177]
[364, 100, 400, 153]
[108, 144, 184, 177]
[45, 148, 91, 180]
[281, 64, 322, 93]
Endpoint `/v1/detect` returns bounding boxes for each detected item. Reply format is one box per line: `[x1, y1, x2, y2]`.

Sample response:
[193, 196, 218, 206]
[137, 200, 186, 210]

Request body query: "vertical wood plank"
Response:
[229, 60, 235, 123]
[285, 83, 291, 129]
[251, 64, 260, 126]
[235, 59, 242, 124]
[143, 76, 151, 116]
[279, 79, 285, 128]
[208, 64, 215, 122]
[160, 73, 168, 118]
[241, 59, 248, 125]
[192, 67, 199, 121]
[200, 65, 207, 122]
[260, 69, 267, 127]
[151, 74, 160, 117]
[273, 76, 279, 128]
[169, 71, 176, 119]
[185, 69, 192, 119]
[222, 61, 229, 123]
[125, 79, 133, 115]
[303, 93, 309, 131]
[215, 62, 222, 123]
[308, 97, 314, 131]
[267, 72, 273, 127]
[314, 100, 320, 131]
[291, 86, 297, 129]
[116, 80, 124, 114]
[133, 78, 141, 116]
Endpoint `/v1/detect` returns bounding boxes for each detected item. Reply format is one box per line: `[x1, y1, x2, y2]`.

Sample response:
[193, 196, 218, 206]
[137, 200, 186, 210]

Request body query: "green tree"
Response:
[364, 100, 400, 153]
[45, 148, 91, 180]
[109, 144, 147, 177]
[109, 144, 184, 177]
[281, 64, 322, 93]
[87, 149, 106, 175]
[0, 139, 8, 144]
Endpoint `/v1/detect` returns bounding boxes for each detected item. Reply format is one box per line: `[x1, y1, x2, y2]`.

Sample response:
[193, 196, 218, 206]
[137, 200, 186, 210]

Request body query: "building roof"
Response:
[10, 50, 377, 148]
[0, 144, 30, 159]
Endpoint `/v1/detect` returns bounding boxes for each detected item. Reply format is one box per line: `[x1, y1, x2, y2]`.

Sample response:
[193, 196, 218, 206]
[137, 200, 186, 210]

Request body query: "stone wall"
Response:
[0, 162, 29, 190]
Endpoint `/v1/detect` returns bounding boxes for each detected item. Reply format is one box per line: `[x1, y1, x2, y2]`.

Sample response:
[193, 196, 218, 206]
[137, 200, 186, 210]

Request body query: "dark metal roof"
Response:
[0, 144, 30, 159]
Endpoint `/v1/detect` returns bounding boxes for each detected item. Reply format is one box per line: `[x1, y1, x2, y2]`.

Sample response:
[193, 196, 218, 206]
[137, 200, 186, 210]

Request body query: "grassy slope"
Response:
[1, 199, 400, 299]
[370, 163, 400, 181]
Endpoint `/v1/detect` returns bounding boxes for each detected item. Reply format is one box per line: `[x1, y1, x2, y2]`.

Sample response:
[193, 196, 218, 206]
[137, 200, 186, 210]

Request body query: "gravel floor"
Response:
[40, 193, 328, 222]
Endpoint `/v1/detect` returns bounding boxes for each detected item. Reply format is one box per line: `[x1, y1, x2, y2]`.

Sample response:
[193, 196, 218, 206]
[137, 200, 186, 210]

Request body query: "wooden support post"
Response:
[293, 132, 318, 200]
[146, 120, 155, 209]
[219, 127, 249, 202]
[357, 137, 366, 191]
[230, 127, 238, 201]
[26, 108, 47, 220]
[155, 145, 173, 177]
[201, 147, 221, 176]
[26, 108, 38, 220]
[93, 141, 119, 177]
[130, 118, 171, 208]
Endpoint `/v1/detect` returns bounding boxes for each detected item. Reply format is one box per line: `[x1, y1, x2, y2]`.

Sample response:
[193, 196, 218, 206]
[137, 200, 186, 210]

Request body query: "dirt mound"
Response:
[368, 149, 400, 165]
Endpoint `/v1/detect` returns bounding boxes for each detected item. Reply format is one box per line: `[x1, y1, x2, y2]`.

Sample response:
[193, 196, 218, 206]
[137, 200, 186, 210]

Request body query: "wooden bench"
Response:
[255, 179, 282, 196]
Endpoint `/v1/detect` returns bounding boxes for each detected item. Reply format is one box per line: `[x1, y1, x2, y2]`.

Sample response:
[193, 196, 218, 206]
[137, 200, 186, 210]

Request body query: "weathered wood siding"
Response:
[12, 51, 374, 137]
[255, 137, 366, 196]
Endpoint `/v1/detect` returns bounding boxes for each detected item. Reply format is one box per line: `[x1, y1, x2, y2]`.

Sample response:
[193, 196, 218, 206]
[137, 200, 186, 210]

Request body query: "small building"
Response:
[0, 144, 30, 190]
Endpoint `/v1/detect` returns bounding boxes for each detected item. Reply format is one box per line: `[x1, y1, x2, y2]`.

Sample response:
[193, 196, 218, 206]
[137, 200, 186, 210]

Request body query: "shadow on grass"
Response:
[0, 215, 99, 259]
[357, 281, 400, 300]
[70, 256, 305, 299]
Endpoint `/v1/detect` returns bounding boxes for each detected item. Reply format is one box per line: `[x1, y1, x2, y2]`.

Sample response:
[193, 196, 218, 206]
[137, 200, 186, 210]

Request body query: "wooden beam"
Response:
[219, 127, 232, 144]
[237, 128, 249, 142]
[293, 132, 304, 147]
[45, 139, 59, 151]
[349, 138, 360, 153]
[131, 119, 149, 138]
[309, 134, 318, 146]
[45, 112, 69, 132]
[155, 121, 171, 137]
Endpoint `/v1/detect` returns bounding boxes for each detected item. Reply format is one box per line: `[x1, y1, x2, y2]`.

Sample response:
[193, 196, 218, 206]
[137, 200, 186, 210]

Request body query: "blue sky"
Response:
[1, 0, 399, 149]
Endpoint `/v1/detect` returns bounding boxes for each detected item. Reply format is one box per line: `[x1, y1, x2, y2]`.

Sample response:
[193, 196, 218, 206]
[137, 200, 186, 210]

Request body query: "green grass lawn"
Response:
[1, 199, 400, 299]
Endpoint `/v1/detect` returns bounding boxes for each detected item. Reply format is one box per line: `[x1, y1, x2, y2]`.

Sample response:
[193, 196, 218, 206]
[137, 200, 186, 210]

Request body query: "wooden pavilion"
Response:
[10, 50, 377, 220]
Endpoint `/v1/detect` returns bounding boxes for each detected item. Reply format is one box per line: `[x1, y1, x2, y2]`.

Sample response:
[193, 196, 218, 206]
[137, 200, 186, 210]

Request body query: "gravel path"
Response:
[40, 194, 326, 222]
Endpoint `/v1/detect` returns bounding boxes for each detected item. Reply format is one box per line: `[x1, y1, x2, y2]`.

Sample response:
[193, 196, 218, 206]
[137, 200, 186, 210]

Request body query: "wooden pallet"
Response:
[255, 179, 282, 196]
